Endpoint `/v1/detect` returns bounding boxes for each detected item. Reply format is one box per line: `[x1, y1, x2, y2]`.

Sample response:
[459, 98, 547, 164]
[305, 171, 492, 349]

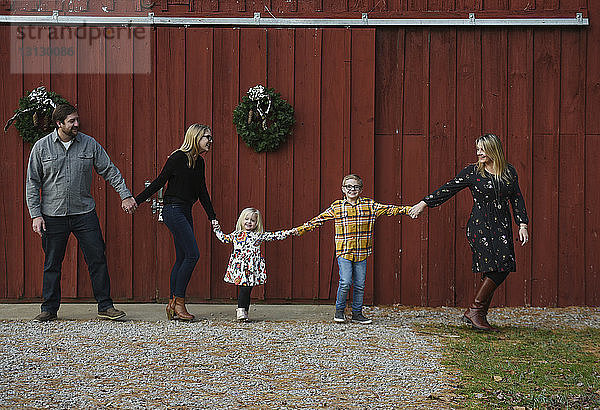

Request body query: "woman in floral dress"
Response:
[409, 134, 529, 331]
[213, 207, 294, 321]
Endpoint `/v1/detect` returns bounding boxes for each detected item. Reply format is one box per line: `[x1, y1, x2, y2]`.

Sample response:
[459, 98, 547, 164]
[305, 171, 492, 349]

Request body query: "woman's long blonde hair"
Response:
[475, 133, 512, 183]
[176, 124, 211, 168]
[235, 207, 264, 233]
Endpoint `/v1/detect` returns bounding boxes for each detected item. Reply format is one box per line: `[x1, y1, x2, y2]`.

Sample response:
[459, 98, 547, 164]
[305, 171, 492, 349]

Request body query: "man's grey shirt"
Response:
[26, 130, 132, 218]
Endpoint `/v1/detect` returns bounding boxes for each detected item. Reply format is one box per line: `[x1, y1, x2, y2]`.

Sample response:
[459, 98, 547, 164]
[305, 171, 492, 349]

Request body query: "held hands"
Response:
[519, 224, 529, 246]
[32, 216, 46, 237]
[122, 197, 138, 214]
[211, 219, 220, 231]
[407, 201, 427, 219]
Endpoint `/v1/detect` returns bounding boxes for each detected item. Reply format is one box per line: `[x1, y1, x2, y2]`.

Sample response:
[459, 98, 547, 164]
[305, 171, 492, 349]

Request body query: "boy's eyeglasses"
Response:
[204, 135, 213, 142]
[343, 185, 362, 191]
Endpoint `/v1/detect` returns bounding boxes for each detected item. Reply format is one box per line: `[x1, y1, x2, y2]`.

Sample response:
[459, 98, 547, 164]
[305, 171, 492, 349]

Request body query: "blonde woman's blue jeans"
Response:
[336, 257, 367, 313]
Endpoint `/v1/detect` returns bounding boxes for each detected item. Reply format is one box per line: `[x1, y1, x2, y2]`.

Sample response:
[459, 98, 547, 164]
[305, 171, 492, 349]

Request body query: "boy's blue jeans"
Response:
[336, 257, 367, 313]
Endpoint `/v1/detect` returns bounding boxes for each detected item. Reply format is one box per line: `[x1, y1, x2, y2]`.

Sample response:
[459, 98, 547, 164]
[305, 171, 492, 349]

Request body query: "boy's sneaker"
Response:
[97, 307, 126, 320]
[351, 312, 372, 324]
[334, 309, 346, 322]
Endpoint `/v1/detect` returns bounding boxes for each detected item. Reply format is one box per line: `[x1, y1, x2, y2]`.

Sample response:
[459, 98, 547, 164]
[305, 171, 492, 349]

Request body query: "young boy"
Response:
[295, 174, 411, 324]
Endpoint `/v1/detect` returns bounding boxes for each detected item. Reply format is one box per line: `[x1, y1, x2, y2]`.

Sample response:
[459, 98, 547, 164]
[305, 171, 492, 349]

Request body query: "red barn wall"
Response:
[0, 0, 597, 307]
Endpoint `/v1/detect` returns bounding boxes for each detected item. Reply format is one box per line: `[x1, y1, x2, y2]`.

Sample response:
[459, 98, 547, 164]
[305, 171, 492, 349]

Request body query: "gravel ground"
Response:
[0, 305, 599, 409]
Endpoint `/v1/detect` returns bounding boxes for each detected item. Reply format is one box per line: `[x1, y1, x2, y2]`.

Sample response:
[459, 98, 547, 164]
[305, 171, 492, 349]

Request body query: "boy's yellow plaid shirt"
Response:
[296, 197, 410, 262]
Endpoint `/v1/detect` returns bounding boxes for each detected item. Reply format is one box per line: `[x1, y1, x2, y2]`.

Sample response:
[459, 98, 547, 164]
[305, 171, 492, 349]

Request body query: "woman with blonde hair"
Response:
[409, 133, 529, 331]
[135, 124, 217, 321]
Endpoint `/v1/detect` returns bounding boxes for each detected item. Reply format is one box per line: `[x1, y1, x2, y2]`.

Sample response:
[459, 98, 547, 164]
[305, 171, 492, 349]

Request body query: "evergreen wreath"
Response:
[233, 85, 295, 153]
[4, 86, 68, 144]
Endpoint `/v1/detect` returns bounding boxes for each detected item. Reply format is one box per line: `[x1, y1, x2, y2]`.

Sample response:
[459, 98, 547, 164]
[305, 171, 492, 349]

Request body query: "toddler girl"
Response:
[213, 207, 294, 321]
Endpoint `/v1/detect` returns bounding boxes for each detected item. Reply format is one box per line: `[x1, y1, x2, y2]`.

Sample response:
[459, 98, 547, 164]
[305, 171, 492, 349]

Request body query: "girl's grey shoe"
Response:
[334, 309, 346, 322]
[236, 308, 248, 321]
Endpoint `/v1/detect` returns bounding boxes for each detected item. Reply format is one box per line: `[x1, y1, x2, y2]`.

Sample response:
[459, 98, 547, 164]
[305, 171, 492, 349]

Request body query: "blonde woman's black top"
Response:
[135, 150, 216, 220]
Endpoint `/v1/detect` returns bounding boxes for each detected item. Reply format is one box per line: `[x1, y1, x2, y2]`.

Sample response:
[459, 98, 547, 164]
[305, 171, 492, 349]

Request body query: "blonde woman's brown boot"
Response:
[462, 277, 499, 332]
[166, 297, 176, 320]
[174, 297, 195, 321]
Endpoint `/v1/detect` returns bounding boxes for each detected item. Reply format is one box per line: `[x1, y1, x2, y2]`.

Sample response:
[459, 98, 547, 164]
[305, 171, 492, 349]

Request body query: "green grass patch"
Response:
[418, 325, 600, 409]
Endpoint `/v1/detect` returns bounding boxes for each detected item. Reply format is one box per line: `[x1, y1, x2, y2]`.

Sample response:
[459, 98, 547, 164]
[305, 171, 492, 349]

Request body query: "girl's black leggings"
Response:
[238, 286, 253, 309]
[484, 271, 509, 286]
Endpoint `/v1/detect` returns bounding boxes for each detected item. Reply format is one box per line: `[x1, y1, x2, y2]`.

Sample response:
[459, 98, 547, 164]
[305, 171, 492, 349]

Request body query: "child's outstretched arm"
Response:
[212, 221, 233, 243]
[261, 229, 295, 241]
[294, 205, 336, 236]
[373, 203, 412, 218]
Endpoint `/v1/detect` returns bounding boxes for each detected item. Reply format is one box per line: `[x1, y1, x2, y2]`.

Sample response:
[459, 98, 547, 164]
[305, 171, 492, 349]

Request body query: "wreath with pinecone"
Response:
[4, 86, 68, 144]
[233, 85, 295, 153]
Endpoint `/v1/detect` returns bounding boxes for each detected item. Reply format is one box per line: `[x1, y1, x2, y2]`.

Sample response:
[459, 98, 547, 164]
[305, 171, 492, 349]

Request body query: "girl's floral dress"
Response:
[213, 228, 294, 286]
[423, 163, 529, 273]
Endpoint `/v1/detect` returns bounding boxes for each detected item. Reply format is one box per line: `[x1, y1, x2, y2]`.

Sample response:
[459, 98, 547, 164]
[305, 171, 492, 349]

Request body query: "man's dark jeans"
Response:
[41, 210, 113, 313]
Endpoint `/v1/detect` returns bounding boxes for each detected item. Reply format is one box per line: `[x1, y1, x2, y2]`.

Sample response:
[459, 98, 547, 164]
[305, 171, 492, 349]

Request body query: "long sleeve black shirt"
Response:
[135, 150, 216, 220]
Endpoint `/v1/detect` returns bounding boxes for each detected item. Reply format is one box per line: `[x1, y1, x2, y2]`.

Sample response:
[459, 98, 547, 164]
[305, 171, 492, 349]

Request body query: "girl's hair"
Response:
[235, 207, 264, 233]
[475, 133, 512, 183]
[176, 123, 211, 168]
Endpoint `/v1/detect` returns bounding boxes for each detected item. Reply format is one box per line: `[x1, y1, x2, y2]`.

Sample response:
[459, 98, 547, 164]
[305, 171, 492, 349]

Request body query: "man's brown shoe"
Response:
[97, 307, 126, 320]
[33, 311, 57, 322]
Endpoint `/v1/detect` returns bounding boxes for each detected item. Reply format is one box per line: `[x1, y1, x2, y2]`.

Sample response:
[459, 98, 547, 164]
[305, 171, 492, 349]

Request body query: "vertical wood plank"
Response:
[239, 28, 267, 301]
[531, 29, 560, 306]
[455, 28, 482, 308]
[265, 28, 295, 301]
[185, 27, 214, 301]
[185, 28, 214, 301]
[132, 27, 157, 301]
[506, 28, 533, 307]
[401, 29, 429, 306]
[557, 29, 585, 306]
[427, 28, 456, 307]
[0, 25, 24, 299]
[585, 2, 600, 306]
[21, 27, 50, 300]
[156, 27, 186, 301]
[374, 28, 405, 304]
[105, 27, 134, 300]
[211, 28, 239, 301]
[76, 27, 106, 301]
[49, 26, 78, 300]
[350, 29, 376, 305]
[481, 28, 508, 305]
[292, 28, 321, 301]
[319, 28, 348, 301]
[585, 135, 600, 306]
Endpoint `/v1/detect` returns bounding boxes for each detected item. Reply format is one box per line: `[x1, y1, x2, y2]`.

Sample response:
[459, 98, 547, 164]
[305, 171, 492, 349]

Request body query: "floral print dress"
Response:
[423, 164, 529, 273]
[213, 228, 294, 286]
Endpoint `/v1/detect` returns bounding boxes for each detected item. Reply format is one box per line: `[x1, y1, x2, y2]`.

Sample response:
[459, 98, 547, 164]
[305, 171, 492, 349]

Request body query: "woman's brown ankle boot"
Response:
[166, 297, 176, 320]
[462, 277, 499, 332]
[174, 297, 195, 321]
